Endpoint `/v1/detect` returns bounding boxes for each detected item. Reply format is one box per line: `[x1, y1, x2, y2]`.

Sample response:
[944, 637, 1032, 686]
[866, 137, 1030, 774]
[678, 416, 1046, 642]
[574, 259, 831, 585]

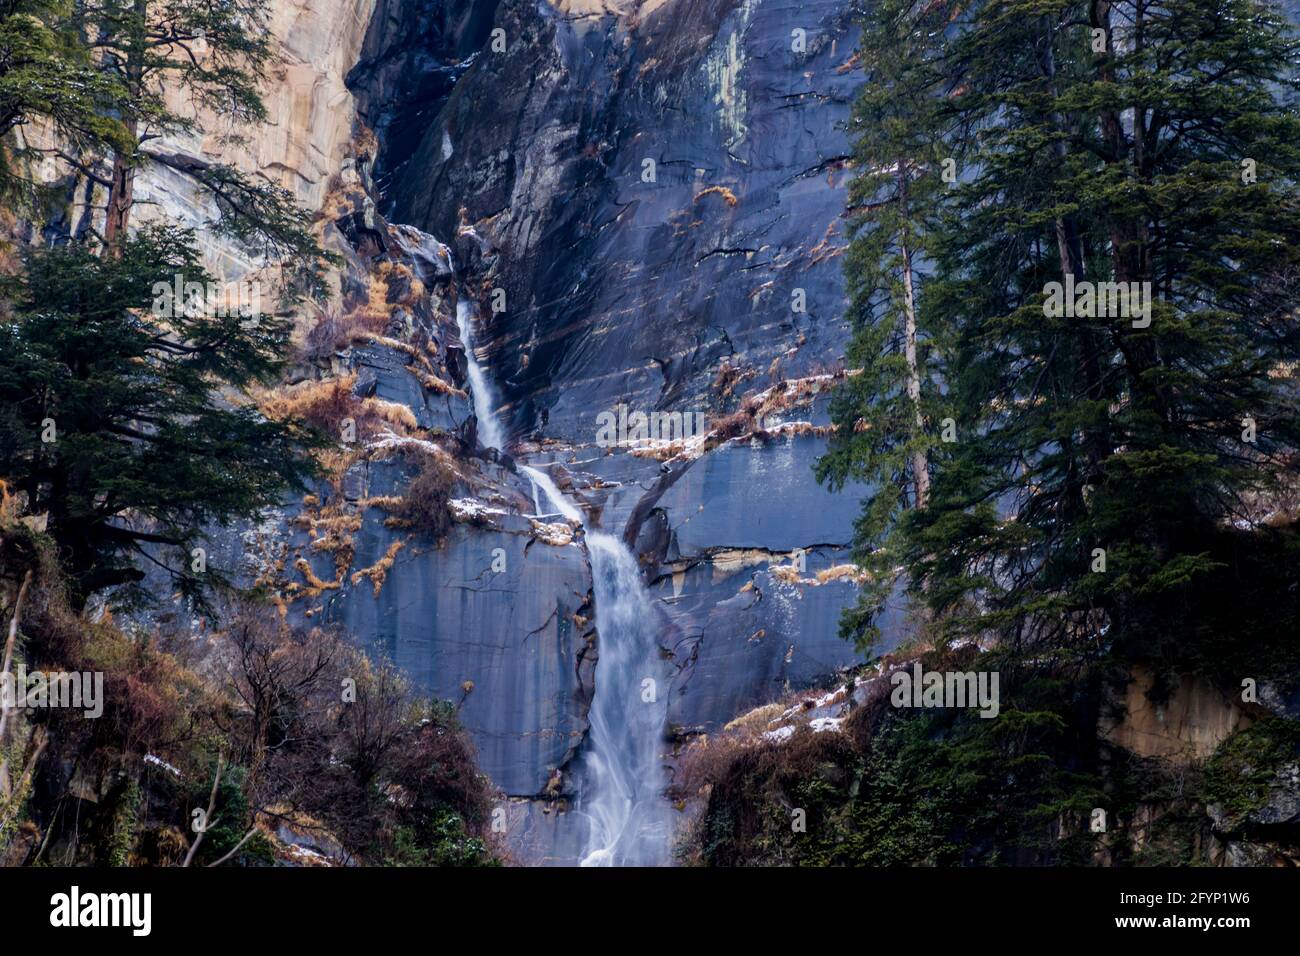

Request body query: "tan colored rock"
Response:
[143, 0, 378, 277]
[1101, 665, 1251, 762]
[16, 0, 378, 289]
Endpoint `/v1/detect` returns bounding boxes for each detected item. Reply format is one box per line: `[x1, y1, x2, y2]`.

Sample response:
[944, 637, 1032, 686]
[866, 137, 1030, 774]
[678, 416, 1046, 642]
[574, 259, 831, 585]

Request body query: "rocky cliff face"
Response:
[389, 0, 862, 444]
[14, 0, 1292, 869]
[19, 0, 887, 865]
[311, 0, 893, 863]
[20, 0, 379, 293]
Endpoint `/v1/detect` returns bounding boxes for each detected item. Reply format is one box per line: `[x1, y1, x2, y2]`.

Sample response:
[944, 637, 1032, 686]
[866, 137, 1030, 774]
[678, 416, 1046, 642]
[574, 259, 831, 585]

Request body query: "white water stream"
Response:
[455, 300, 506, 451]
[520, 466, 671, 867]
[391, 224, 506, 452]
[395, 224, 669, 865]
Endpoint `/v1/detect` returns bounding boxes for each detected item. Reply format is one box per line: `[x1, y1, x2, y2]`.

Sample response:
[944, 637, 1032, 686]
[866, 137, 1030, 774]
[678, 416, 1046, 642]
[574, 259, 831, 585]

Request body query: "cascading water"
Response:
[455, 300, 506, 451]
[390, 223, 506, 451]
[398, 227, 669, 865]
[394, 225, 682, 857]
[520, 465, 582, 524]
[577, 534, 672, 866]
[520, 466, 671, 867]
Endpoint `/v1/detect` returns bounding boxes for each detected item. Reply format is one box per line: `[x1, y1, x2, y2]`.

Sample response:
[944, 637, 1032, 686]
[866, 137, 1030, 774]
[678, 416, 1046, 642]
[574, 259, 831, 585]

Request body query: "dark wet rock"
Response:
[340, 463, 369, 503]
[348, 0, 504, 199]
[353, 0, 504, 197]
[391, 0, 860, 445]
[335, 208, 389, 257]
[650, 544, 902, 732]
[632, 506, 672, 565]
[650, 434, 867, 558]
[325, 0, 876, 865]
[500, 798, 587, 867]
[352, 366, 380, 399]
[353, 342, 470, 433]
[445, 343, 469, 386]
[312, 509, 595, 797]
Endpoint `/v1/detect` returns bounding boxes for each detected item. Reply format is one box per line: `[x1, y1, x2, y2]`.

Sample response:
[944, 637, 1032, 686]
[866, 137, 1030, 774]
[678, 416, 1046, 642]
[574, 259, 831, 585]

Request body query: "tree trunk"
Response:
[0, 571, 34, 750]
[102, 0, 146, 255]
[1039, 15, 1109, 493]
[1092, 0, 1164, 423]
[896, 167, 930, 508]
[102, 121, 137, 254]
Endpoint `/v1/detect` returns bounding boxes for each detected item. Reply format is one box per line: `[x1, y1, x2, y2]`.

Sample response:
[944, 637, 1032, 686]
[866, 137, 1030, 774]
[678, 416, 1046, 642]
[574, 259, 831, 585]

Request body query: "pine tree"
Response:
[0, 0, 132, 182]
[81, 0, 326, 293]
[827, 0, 1300, 659]
[816, 0, 955, 649]
[0, 227, 321, 608]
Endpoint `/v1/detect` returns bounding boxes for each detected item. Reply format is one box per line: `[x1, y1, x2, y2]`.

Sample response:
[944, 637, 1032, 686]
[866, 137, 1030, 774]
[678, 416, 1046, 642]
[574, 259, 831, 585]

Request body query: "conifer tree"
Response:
[825, 0, 1300, 658]
[0, 0, 131, 182]
[82, 0, 325, 292]
[816, 0, 954, 648]
[0, 227, 320, 608]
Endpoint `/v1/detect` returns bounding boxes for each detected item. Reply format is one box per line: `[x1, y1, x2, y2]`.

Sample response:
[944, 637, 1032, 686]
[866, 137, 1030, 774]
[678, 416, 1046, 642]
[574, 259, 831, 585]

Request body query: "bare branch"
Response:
[181, 751, 225, 867]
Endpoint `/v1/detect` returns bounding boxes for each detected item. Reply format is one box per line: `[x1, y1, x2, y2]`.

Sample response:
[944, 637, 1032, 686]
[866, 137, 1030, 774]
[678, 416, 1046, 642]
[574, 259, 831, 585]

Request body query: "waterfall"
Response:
[390, 223, 507, 451]
[519, 465, 582, 523]
[577, 533, 672, 866]
[455, 300, 507, 451]
[398, 228, 671, 866]
[520, 466, 671, 867]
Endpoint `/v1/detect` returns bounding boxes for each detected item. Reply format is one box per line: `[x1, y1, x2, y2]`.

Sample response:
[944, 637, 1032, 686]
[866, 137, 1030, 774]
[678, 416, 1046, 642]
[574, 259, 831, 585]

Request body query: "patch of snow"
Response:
[810, 717, 844, 733]
[366, 429, 444, 457]
[449, 497, 506, 521]
[144, 753, 182, 777]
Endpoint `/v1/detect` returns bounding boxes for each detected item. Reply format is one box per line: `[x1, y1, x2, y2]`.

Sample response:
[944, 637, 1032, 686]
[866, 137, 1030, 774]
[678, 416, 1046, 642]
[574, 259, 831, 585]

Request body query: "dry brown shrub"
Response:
[259, 375, 362, 437]
[683, 726, 858, 866]
[694, 185, 739, 207]
[709, 409, 752, 442]
[300, 309, 351, 362]
[350, 539, 408, 596]
[387, 453, 458, 541]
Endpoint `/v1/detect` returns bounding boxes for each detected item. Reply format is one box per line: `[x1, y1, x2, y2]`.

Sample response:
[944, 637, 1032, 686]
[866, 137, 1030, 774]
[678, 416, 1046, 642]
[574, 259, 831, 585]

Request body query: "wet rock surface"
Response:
[137, 0, 883, 866]
[348, 0, 503, 196]
[301, 0, 883, 863]
[318, 512, 596, 797]
[387, 0, 862, 444]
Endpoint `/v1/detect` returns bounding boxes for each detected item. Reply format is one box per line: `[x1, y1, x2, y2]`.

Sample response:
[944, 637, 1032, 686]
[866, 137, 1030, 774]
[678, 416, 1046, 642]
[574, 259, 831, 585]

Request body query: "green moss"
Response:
[106, 777, 141, 867]
[383, 812, 496, 867]
[1205, 717, 1300, 830]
